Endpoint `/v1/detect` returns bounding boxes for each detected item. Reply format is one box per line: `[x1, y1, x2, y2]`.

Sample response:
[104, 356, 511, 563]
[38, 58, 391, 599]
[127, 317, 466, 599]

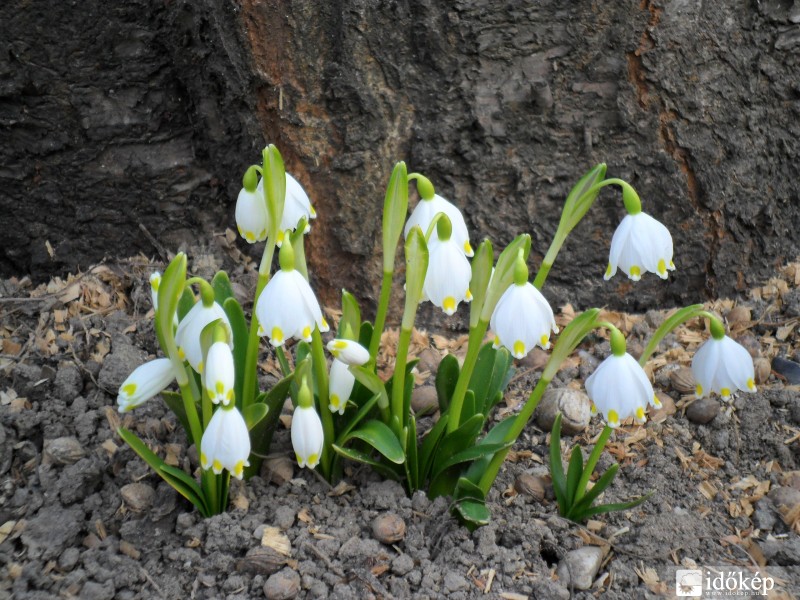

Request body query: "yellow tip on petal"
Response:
[277, 230, 285, 244]
[721, 387, 731, 398]
[237, 225, 244, 237]
[657, 258, 667, 276]
[492, 335, 500, 349]
[513, 340, 525, 359]
[465, 289, 473, 301]
[226, 389, 234, 404]
[200, 452, 208, 468]
[635, 406, 646, 421]
[669, 260, 675, 269]
[321, 318, 329, 329]
[121, 383, 137, 397]
[197, 360, 204, 375]
[233, 461, 245, 479]
[333, 340, 347, 349]
[295, 453, 305, 468]
[607, 409, 619, 426]
[272, 327, 284, 344]
[695, 384, 703, 397]
[302, 326, 311, 340]
[605, 263, 612, 278]
[590, 403, 597, 415]
[151, 278, 160, 292]
[177, 347, 186, 361]
[653, 394, 662, 408]
[330, 394, 340, 409]
[629, 265, 641, 280]
[245, 231, 255, 242]
[747, 378, 756, 391]
[215, 381, 224, 395]
[464, 241, 473, 255]
[539, 334, 550, 348]
[443, 296, 457, 314]
[212, 459, 223, 474]
[307, 453, 319, 468]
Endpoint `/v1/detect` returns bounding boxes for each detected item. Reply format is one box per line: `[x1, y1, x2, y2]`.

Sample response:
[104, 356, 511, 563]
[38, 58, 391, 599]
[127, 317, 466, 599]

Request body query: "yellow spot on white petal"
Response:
[669, 260, 675, 269]
[272, 327, 284, 344]
[215, 381, 224, 395]
[321, 318, 329, 330]
[492, 335, 500, 349]
[310, 206, 317, 218]
[307, 453, 319, 468]
[333, 340, 347, 349]
[513, 340, 525, 358]
[122, 383, 137, 397]
[225, 389, 234, 404]
[590, 403, 597, 415]
[464, 241, 473, 255]
[635, 406, 646, 421]
[653, 394, 662, 408]
[465, 289, 473, 301]
[539, 334, 549, 348]
[302, 326, 311, 340]
[721, 387, 731, 398]
[695, 384, 703, 397]
[277, 230, 285, 244]
[605, 263, 613, 278]
[151, 277, 160, 291]
[629, 265, 641, 280]
[212, 459, 223, 474]
[746, 378, 756, 391]
[177, 347, 186, 361]
[657, 258, 667, 276]
[295, 453, 304, 467]
[258, 325, 265, 336]
[443, 296, 457, 314]
[330, 394, 340, 410]
[246, 231, 257, 242]
[607, 409, 619, 426]
[237, 225, 244, 237]
[200, 453, 208, 468]
[233, 461, 245, 479]
[197, 361, 204, 375]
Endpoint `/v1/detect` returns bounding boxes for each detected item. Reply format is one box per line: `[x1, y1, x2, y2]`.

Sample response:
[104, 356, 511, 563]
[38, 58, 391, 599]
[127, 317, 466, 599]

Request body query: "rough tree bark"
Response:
[2, 0, 798, 317]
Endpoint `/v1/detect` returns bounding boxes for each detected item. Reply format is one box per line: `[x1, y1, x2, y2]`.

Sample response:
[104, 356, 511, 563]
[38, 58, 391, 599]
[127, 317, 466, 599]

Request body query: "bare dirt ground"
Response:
[1, 242, 799, 599]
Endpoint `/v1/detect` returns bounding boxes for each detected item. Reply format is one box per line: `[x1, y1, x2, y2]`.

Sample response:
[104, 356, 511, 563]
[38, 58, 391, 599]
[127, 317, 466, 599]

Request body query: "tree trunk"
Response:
[2, 0, 798, 317]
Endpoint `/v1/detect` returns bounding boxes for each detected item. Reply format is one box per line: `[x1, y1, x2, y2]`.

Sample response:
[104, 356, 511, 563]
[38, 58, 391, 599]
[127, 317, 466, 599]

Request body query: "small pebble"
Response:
[772, 357, 800, 385]
[668, 367, 695, 394]
[411, 386, 439, 415]
[263, 567, 301, 600]
[44, 437, 86, 465]
[372, 513, 406, 544]
[237, 546, 286, 576]
[535, 387, 591, 435]
[514, 473, 546, 502]
[726, 305, 751, 324]
[120, 482, 155, 513]
[556, 546, 604, 590]
[417, 348, 442, 374]
[685, 397, 719, 424]
[754, 357, 771, 384]
[767, 486, 800, 525]
[520, 347, 549, 370]
[648, 392, 676, 423]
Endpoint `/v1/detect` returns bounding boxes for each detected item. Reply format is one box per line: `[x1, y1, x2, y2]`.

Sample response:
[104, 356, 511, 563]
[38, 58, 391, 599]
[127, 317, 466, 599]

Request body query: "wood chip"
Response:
[261, 526, 291, 556]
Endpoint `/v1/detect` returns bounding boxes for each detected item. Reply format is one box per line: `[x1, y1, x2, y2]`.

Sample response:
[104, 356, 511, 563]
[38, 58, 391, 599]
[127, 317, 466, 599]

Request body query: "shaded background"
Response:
[2, 0, 799, 318]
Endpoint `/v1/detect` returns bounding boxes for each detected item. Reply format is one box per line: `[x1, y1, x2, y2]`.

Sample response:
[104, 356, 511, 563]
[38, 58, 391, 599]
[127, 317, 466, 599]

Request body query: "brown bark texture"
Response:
[2, 0, 799, 315]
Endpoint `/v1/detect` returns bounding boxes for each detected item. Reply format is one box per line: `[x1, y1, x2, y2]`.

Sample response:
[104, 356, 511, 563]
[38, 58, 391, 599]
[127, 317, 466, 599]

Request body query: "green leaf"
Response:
[176, 287, 196, 322]
[350, 365, 389, 410]
[405, 415, 419, 491]
[468, 239, 494, 329]
[543, 308, 600, 381]
[435, 354, 460, 412]
[417, 413, 450, 485]
[576, 491, 654, 520]
[468, 343, 496, 410]
[162, 391, 196, 446]
[342, 420, 405, 465]
[222, 297, 248, 408]
[358, 321, 374, 349]
[341, 290, 362, 340]
[430, 442, 512, 482]
[335, 392, 380, 444]
[118, 427, 209, 516]
[431, 414, 485, 476]
[569, 463, 619, 517]
[560, 163, 607, 235]
[454, 499, 491, 528]
[381, 162, 409, 274]
[331, 444, 401, 480]
[157, 253, 187, 350]
[486, 348, 514, 410]
[462, 415, 516, 484]
[565, 445, 584, 506]
[242, 402, 269, 430]
[454, 477, 485, 502]
[211, 271, 235, 305]
[549, 413, 568, 514]
[249, 372, 294, 462]
[639, 304, 705, 366]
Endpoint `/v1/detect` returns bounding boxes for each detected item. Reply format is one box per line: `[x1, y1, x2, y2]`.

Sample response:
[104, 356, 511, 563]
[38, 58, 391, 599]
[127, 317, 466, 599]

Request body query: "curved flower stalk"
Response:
[692, 317, 756, 400]
[490, 253, 557, 359]
[404, 174, 473, 257]
[292, 381, 324, 469]
[584, 327, 659, 427]
[255, 235, 328, 346]
[200, 405, 251, 479]
[421, 215, 472, 316]
[117, 358, 176, 412]
[604, 211, 675, 282]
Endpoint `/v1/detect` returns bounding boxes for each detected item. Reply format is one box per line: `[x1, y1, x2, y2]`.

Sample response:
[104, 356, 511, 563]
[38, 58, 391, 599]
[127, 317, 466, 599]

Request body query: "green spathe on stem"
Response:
[402, 227, 428, 332]
[638, 304, 705, 366]
[468, 239, 493, 329]
[480, 234, 531, 323]
[242, 165, 259, 193]
[408, 172, 435, 200]
[279, 232, 295, 272]
[262, 145, 287, 249]
[381, 162, 409, 274]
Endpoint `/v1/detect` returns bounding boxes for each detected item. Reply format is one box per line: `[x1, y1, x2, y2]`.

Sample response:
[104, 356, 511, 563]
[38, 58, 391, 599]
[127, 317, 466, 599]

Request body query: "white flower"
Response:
[200, 406, 251, 479]
[255, 173, 316, 244]
[255, 270, 328, 346]
[326, 339, 370, 365]
[422, 237, 472, 316]
[291, 405, 324, 469]
[235, 186, 268, 243]
[150, 272, 162, 310]
[490, 282, 558, 359]
[604, 212, 675, 281]
[404, 194, 473, 257]
[174, 301, 233, 374]
[328, 359, 354, 415]
[585, 352, 659, 427]
[117, 358, 175, 413]
[203, 341, 235, 406]
[692, 335, 756, 399]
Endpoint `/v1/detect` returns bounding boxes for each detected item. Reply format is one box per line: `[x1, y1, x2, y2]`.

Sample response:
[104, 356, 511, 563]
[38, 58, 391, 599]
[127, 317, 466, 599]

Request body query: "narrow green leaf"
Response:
[462, 416, 516, 484]
[486, 348, 514, 408]
[468, 343, 496, 410]
[222, 297, 248, 408]
[162, 390, 196, 446]
[350, 365, 389, 410]
[435, 354, 460, 413]
[335, 392, 380, 444]
[331, 444, 401, 480]
[402, 227, 428, 331]
[575, 491, 654, 520]
[158, 464, 209, 516]
[570, 463, 619, 516]
[431, 414, 484, 476]
[248, 372, 294, 464]
[211, 271, 235, 305]
[243, 402, 269, 430]
[358, 321, 374, 350]
[406, 415, 419, 491]
[454, 477, 485, 502]
[417, 413, 450, 485]
[341, 290, 362, 340]
[468, 239, 494, 329]
[343, 420, 405, 464]
[430, 442, 512, 482]
[560, 163, 607, 234]
[543, 308, 601, 381]
[565, 446, 584, 506]
[461, 390, 476, 423]
[549, 413, 568, 514]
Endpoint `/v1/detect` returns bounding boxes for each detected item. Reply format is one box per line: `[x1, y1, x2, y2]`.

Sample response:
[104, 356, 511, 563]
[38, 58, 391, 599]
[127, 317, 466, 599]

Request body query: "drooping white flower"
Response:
[255, 269, 328, 346]
[326, 338, 370, 365]
[692, 335, 756, 400]
[235, 186, 268, 243]
[404, 194, 473, 257]
[422, 237, 472, 316]
[174, 301, 233, 374]
[291, 405, 324, 469]
[328, 359, 355, 415]
[490, 282, 558, 359]
[255, 173, 316, 245]
[200, 406, 251, 479]
[150, 272, 162, 310]
[584, 352, 659, 428]
[117, 358, 176, 413]
[604, 212, 675, 281]
[203, 341, 235, 406]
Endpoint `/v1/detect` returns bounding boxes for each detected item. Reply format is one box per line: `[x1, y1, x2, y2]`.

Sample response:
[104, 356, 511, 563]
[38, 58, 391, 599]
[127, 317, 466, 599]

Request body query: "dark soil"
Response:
[1, 253, 799, 599]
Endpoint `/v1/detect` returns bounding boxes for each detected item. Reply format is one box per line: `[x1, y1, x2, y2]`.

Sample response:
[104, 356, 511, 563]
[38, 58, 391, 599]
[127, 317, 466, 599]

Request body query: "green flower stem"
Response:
[391, 326, 413, 436]
[178, 380, 203, 453]
[446, 318, 490, 434]
[369, 270, 394, 363]
[637, 304, 707, 366]
[310, 327, 334, 477]
[573, 425, 613, 503]
[478, 374, 552, 494]
[532, 233, 564, 291]
[202, 469, 219, 515]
